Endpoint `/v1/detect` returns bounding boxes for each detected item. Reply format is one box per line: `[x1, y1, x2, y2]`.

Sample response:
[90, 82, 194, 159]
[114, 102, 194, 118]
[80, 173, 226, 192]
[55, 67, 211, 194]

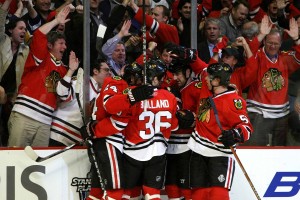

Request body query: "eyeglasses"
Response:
[100, 68, 111, 72]
[265, 42, 281, 47]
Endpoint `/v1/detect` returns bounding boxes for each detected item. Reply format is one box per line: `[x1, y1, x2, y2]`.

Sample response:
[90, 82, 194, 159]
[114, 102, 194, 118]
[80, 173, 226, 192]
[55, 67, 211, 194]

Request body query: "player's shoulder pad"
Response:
[123, 87, 130, 95]
[112, 76, 123, 81]
[194, 81, 202, 89]
[233, 98, 243, 110]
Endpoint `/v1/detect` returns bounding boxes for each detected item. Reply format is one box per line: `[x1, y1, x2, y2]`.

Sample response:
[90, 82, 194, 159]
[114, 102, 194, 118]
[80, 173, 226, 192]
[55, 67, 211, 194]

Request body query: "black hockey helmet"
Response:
[123, 62, 143, 85]
[207, 62, 233, 86]
[145, 59, 167, 84]
[168, 63, 190, 74]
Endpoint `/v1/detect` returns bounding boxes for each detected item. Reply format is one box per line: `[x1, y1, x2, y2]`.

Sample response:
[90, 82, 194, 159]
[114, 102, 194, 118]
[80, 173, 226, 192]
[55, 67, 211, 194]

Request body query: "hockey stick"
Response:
[142, 0, 148, 112]
[208, 97, 261, 200]
[75, 68, 108, 198]
[24, 142, 82, 162]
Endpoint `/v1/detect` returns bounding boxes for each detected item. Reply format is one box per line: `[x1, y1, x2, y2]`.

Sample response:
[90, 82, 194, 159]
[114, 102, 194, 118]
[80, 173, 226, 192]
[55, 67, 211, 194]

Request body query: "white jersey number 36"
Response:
[139, 111, 172, 139]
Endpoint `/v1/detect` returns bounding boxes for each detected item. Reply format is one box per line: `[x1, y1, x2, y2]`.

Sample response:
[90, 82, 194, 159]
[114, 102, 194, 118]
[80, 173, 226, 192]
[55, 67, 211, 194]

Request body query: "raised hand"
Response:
[276, 0, 289, 10]
[148, 41, 157, 51]
[69, 51, 79, 72]
[284, 18, 299, 40]
[76, 5, 83, 14]
[260, 15, 272, 36]
[118, 20, 132, 38]
[56, 5, 71, 25]
[220, 7, 230, 17]
[177, 17, 184, 32]
[235, 36, 247, 47]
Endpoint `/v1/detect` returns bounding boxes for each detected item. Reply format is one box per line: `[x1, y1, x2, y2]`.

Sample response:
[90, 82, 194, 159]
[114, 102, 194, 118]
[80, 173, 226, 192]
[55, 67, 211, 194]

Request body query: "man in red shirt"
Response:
[8, 6, 79, 147]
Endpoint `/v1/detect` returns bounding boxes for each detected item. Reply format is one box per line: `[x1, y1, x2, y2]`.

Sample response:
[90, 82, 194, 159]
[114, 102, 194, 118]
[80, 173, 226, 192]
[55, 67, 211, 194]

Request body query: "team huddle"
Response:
[83, 47, 253, 200]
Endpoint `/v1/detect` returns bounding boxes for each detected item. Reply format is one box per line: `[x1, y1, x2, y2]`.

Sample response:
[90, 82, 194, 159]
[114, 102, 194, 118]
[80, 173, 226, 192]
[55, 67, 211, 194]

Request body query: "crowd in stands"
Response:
[1, 0, 300, 146]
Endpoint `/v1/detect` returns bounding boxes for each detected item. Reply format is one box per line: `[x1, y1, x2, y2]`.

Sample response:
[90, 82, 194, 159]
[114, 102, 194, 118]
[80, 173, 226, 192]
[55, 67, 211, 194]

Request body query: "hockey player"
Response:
[165, 63, 202, 200]
[187, 63, 253, 200]
[49, 59, 112, 146]
[7, 6, 79, 147]
[86, 62, 154, 200]
[122, 59, 179, 200]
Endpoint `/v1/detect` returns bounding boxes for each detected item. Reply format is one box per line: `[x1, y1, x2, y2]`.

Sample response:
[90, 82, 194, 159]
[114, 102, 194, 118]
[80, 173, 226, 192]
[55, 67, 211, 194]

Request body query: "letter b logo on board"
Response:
[264, 172, 300, 197]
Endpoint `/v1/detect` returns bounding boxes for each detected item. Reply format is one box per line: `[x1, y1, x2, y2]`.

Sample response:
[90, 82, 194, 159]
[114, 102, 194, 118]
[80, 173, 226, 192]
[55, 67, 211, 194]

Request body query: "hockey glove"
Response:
[218, 128, 244, 147]
[128, 85, 154, 105]
[176, 110, 195, 129]
[167, 45, 197, 64]
[166, 86, 182, 109]
[212, 35, 229, 54]
[166, 86, 181, 99]
[80, 120, 97, 141]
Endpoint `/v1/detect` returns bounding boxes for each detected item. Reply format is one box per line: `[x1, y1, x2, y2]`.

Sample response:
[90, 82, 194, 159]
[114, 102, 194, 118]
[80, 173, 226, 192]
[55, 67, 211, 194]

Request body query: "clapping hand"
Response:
[69, 51, 79, 72]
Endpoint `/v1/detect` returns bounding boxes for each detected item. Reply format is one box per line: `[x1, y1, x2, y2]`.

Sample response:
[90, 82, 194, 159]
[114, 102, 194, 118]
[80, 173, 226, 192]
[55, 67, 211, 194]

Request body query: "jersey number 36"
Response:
[139, 111, 172, 139]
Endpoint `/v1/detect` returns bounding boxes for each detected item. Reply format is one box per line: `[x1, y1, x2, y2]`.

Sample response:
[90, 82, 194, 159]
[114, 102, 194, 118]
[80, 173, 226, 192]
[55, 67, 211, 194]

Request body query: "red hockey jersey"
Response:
[224, 55, 259, 96]
[93, 76, 131, 152]
[167, 80, 204, 154]
[123, 88, 179, 161]
[13, 29, 68, 125]
[188, 89, 253, 157]
[247, 46, 300, 118]
[134, 8, 179, 47]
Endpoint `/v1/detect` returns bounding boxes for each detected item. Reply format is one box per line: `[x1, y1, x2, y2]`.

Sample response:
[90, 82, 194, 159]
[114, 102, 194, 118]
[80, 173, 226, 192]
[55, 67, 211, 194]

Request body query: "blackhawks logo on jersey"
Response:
[194, 81, 202, 88]
[123, 87, 130, 94]
[234, 99, 243, 110]
[262, 68, 284, 92]
[197, 98, 211, 122]
[45, 70, 61, 93]
[165, 77, 172, 84]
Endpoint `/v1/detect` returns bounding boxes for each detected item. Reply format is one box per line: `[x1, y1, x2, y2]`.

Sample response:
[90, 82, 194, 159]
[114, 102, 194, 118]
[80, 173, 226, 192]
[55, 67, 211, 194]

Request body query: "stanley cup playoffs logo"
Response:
[71, 171, 91, 200]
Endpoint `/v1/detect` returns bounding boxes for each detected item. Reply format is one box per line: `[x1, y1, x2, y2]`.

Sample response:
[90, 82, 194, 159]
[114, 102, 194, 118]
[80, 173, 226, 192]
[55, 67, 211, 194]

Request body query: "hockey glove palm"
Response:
[218, 128, 244, 147]
[176, 109, 195, 129]
[128, 85, 154, 105]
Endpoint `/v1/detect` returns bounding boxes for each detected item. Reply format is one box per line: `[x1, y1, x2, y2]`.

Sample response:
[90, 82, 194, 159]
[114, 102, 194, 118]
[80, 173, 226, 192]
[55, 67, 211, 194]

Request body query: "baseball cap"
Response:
[222, 46, 240, 59]
[151, 0, 170, 9]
